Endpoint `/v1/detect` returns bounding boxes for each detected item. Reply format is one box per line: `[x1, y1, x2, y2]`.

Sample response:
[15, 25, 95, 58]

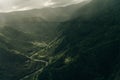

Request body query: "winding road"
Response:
[19, 57, 48, 80]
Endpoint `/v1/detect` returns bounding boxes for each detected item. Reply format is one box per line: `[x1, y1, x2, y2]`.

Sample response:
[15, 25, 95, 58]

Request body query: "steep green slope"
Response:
[37, 0, 120, 80]
[0, 0, 120, 80]
[0, 26, 39, 56]
[0, 25, 48, 80]
[0, 45, 46, 80]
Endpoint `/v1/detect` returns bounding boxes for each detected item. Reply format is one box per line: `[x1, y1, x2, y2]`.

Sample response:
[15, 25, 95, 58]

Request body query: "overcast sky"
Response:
[0, 0, 91, 12]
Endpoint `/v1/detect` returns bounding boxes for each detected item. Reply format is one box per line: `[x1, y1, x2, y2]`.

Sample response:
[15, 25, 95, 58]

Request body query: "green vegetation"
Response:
[0, 0, 120, 80]
[37, 0, 120, 80]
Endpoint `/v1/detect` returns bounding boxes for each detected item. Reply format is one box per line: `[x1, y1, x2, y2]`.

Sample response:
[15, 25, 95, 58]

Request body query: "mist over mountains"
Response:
[0, 0, 91, 12]
[0, 0, 120, 80]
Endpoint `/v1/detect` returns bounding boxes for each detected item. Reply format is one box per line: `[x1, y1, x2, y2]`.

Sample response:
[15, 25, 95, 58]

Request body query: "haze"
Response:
[0, 0, 91, 12]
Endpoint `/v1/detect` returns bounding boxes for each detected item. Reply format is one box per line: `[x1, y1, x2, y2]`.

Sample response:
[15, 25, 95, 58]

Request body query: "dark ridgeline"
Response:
[0, 0, 120, 80]
[38, 0, 120, 80]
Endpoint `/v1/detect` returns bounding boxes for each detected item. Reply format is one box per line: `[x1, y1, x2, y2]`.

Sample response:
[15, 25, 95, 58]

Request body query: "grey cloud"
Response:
[0, 0, 91, 12]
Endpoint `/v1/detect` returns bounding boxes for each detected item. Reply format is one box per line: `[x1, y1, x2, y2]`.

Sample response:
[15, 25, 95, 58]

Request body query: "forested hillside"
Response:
[0, 0, 119, 80]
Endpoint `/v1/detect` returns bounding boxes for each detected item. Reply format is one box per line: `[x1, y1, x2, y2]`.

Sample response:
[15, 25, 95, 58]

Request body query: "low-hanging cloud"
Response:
[0, 0, 91, 12]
